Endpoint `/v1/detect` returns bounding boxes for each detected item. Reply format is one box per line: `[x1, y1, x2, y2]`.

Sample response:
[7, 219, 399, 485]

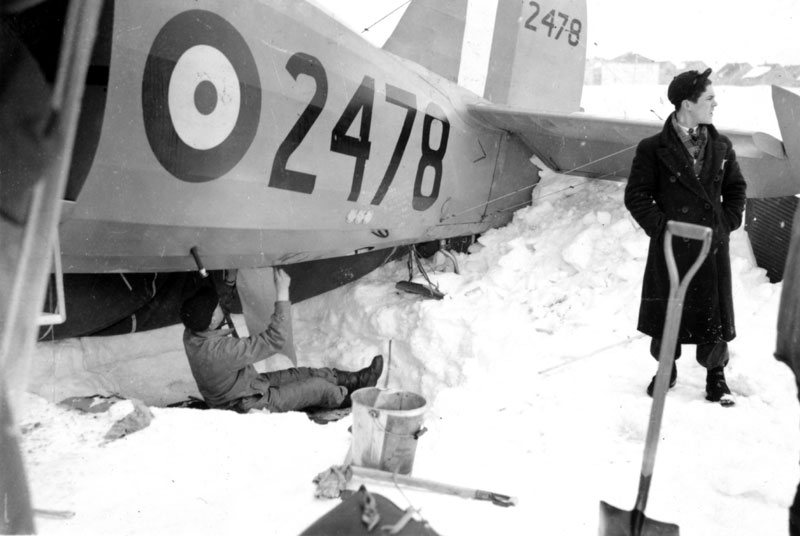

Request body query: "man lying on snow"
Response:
[179, 267, 383, 413]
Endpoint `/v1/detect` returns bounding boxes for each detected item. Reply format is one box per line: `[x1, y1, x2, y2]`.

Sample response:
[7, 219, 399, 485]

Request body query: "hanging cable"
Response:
[440, 143, 637, 223]
[406, 247, 435, 288]
[399, 246, 443, 299]
[361, 1, 410, 34]
[479, 167, 629, 220]
[441, 183, 539, 222]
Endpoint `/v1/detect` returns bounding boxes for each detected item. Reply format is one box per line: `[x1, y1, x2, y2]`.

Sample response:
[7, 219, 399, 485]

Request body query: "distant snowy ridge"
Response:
[585, 55, 800, 87]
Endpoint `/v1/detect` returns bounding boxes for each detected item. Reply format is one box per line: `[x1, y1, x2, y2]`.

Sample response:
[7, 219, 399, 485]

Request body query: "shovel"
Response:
[349, 465, 518, 507]
[599, 221, 712, 536]
[313, 464, 518, 507]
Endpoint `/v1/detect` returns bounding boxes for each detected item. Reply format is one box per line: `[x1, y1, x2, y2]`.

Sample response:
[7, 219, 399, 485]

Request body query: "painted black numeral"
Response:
[270, 55, 450, 210]
[269, 53, 328, 194]
[524, 2, 581, 47]
[555, 12, 569, 39]
[524, 1, 540, 31]
[331, 76, 374, 202]
[371, 84, 417, 206]
[542, 9, 556, 37]
[413, 103, 449, 211]
[568, 18, 582, 46]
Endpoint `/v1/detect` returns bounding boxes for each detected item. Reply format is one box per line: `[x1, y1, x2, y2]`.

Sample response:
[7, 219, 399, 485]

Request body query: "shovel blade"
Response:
[599, 501, 679, 536]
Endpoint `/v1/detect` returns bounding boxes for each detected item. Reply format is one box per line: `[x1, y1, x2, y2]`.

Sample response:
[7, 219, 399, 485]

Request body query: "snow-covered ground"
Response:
[15, 83, 800, 535]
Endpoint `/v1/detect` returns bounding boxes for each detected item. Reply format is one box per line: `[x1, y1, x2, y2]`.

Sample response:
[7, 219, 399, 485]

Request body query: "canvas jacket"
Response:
[183, 301, 290, 408]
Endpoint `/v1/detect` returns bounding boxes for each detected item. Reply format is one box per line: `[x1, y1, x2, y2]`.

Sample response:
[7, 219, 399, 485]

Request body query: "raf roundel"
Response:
[142, 10, 261, 183]
[168, 45, 240, 151]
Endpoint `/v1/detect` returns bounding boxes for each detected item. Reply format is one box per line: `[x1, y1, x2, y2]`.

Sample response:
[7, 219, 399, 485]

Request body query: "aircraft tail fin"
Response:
[382, 0, 467, 83]
[772, 85, 800, 190]
[384, 0, 587, 112]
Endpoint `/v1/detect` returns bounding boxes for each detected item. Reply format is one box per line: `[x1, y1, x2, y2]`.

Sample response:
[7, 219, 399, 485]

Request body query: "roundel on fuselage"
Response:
[142, 10, 260, 182]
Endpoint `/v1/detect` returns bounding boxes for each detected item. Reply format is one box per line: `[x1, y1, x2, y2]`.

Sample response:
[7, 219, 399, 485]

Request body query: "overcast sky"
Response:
[314, 0, 800, 67]
[587, 0, 800, 66]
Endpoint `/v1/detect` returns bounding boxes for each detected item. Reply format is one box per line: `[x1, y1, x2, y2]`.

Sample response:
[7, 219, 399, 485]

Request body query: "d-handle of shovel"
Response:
[663, 221, 713, 302]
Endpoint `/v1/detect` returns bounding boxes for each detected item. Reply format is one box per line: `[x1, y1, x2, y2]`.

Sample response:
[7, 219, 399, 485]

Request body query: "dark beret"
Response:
[667, 68, 712, 106]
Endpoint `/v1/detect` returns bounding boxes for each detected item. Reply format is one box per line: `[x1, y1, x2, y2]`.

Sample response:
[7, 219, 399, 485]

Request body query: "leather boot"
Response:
[646, 362, 678, 397]
[334, 355, 383, 407]
[705, 366, 732, 402]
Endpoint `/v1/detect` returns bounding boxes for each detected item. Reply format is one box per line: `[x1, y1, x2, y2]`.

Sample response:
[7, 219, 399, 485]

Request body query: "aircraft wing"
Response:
[467, 93, 800, 199]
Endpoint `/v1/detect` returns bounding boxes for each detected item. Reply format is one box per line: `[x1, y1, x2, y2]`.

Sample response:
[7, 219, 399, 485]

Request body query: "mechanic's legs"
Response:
[244, 378, 346, 413]
[263, 366, 337, 387]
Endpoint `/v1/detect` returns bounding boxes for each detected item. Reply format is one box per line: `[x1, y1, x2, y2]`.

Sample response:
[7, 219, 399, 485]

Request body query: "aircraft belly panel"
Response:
[61, 0, 509, 272]
[58, 219, 493, 273]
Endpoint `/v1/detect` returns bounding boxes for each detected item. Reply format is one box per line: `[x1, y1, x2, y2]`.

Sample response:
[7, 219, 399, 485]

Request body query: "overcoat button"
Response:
[681, 207, 689, 213]
[704, 203, 711, 210]
[669, 176, 676, 183]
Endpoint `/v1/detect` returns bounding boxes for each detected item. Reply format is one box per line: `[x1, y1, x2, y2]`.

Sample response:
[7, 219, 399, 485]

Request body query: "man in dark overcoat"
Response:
[624, 68, 747, 405]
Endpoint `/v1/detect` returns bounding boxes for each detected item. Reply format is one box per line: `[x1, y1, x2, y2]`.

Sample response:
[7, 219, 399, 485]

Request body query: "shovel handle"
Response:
[634, 221, 712, 515]
[349, 465, 517, 508]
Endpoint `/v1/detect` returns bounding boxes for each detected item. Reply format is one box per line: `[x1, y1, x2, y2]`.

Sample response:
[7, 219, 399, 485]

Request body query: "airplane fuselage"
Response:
[60, 0, 536, 273]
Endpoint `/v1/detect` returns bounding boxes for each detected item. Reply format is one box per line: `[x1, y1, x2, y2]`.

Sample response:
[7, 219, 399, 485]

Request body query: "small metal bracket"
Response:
[38, 232, 66, 326]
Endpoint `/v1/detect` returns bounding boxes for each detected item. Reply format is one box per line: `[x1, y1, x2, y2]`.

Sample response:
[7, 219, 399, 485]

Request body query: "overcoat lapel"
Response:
[656, 143, 710, 202]
[657, 120, 725, 201]
[697, 138, 727, 199]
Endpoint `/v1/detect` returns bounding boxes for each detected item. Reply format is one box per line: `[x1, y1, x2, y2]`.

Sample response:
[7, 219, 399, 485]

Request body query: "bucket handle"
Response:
[368, 409, 427, 440]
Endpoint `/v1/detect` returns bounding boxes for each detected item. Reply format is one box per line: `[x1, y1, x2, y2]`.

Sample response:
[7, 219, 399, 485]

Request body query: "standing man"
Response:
[777, 201, 800, 534]
[624, 68, 747, 405]
[180, 268, 383, 413]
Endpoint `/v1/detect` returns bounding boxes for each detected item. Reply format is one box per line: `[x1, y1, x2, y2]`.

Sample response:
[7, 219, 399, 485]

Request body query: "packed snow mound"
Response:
[294, 173, 771, 412]
[20, 172, 800, 536]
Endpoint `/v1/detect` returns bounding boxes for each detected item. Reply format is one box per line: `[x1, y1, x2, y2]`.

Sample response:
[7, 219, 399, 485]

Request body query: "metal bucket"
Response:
[350, 387, 427, 475]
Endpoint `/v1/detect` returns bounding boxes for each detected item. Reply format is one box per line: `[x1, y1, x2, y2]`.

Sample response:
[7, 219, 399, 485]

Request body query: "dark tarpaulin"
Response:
[40, 247, 400, 340]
